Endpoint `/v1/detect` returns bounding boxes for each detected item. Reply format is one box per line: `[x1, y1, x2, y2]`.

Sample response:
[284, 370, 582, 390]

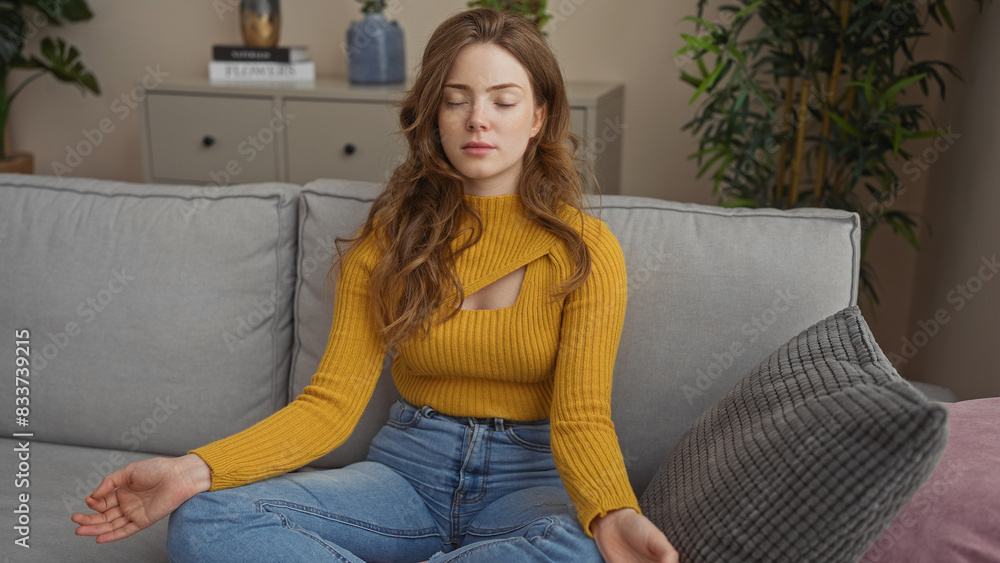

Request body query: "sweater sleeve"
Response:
[549, 218, 640, 536]
[190, 236, 386, 491]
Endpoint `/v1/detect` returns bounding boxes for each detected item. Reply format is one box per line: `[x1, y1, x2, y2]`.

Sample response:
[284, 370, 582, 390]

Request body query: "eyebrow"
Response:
[442, 83, 523, 92]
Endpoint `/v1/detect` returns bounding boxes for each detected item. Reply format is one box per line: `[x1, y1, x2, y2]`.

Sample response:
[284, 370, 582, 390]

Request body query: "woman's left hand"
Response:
[590, 508, 679, 563]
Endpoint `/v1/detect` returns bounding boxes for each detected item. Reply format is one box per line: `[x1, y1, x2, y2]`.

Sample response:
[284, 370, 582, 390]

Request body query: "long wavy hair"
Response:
[327, 7, 601, 356]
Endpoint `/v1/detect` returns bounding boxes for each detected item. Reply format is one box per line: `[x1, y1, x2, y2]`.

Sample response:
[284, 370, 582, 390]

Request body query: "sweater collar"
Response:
[448, 192, 564, 301]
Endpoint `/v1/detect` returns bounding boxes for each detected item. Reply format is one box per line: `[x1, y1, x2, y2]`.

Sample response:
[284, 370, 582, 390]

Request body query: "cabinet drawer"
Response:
[145, 93, 278, 184]
[284, 98, 405, 185]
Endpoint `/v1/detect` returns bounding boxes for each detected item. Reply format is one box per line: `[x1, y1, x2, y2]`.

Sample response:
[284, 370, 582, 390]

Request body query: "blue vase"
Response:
[347, 13, 405, 84]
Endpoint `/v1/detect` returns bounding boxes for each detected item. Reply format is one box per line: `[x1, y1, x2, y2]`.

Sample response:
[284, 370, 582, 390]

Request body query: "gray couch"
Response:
[0, 173, 954, 562]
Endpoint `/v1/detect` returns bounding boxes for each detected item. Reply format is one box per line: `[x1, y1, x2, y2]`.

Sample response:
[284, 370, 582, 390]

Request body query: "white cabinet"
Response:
[139, 77, 624, 194]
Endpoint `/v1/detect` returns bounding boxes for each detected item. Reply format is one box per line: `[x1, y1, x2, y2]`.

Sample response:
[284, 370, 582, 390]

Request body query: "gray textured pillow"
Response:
[639, 306, 948, 563]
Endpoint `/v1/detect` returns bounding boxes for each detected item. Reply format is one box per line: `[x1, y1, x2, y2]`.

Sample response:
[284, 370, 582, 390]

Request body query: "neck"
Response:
[461, 167, 522, 197]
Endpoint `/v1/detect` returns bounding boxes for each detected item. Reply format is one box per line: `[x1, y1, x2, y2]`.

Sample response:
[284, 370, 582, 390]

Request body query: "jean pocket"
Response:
[386, 400, 423, 429]
[504, 423, 552, 452]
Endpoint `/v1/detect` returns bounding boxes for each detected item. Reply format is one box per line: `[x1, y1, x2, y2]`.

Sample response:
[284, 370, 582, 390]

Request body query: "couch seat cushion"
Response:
[0, 438, 166, 561]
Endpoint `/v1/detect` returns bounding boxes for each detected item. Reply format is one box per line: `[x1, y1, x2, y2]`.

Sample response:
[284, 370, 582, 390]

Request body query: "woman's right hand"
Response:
[71, 453, 212, 543]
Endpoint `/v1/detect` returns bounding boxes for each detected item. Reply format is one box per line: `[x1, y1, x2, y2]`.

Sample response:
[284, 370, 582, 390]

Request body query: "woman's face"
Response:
[438, 43, 545, 196]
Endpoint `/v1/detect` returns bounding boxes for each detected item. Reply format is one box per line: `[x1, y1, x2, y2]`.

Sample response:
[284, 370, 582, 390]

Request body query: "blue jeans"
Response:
[167, 399, 604, 562]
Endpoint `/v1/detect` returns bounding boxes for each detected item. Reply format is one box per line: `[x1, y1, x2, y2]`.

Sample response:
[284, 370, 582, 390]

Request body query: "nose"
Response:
[467, 103, 488, 131]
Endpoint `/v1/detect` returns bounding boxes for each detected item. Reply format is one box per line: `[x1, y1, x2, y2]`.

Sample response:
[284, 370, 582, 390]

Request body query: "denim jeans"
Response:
[167, 399, 604, 562]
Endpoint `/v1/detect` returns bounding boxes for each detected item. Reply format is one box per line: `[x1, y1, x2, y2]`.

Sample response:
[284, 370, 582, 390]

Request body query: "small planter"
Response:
[0, 152, 34, 174]
[347, 13, 405, 84]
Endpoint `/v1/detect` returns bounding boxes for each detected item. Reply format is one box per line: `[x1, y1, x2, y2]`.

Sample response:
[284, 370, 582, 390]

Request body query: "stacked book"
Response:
[209, 44, 315, 83]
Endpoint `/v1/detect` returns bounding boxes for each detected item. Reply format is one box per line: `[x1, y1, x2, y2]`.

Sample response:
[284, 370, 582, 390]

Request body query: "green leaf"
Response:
[733, 1, 763, 20]
[727, 43, 748, 65]
[862, 66, 875, 106]
[680, 33, 721, 55]
[696, 56, 709, 78]
[0, 9, 26, 66]
[689, 59, 725, 104]
[720, 198, 759, 208]
[908, 128, 946, 139]
[35, 37, 101, 95]
[681, 15, 718, 34]
[679, 72, 702, 88]
[696, 148, 729, 179]
[883, 211, 921, 251]
[733, 89, 748, 114]
[938, 1, 956, 31]
[828, 112, 862, 138]
[880, 73, 927, 105]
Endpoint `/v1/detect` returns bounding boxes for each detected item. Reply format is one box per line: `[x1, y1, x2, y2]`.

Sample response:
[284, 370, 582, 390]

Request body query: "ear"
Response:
[530, 103, 546, 138]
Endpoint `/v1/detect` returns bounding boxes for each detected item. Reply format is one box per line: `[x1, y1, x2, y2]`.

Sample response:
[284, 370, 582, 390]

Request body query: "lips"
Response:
[461, 141, 495, 156]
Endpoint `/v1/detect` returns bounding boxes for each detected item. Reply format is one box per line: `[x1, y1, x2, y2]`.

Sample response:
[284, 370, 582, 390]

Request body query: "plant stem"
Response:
[789, 80, 811, 205]
[7, 70, 48, 109]
[825, 0, 852, 196]
[833, 77, 857, 194]
[776, 69, 796, 202]
[816, 0, 852, 202]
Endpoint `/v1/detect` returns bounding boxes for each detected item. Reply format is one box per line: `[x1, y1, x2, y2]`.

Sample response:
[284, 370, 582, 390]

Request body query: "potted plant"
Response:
[0, 0, 101, 173]
[466, 0, 551, 32]
[346, 0, 405, 84]
[675, 0, 991, 313]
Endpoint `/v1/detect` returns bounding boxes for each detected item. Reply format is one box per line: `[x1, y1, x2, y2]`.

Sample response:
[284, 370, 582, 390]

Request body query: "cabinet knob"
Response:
[202, 135, 215, 148]
[343, 143, 356, 155]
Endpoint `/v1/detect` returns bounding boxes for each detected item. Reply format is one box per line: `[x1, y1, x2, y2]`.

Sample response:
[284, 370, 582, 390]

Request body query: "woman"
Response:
[72, 8, 678, 562]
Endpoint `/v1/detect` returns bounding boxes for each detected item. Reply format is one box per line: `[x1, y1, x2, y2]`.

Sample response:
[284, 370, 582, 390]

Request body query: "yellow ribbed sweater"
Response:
[190, 191, 640, 534]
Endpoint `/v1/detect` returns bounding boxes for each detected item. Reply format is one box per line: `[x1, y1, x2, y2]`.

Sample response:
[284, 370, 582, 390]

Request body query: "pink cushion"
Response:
[861, 397, 1000, 562]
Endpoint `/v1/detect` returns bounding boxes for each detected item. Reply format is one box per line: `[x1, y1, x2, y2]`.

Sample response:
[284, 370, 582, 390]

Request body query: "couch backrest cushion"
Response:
[291, 180, 860, 495]
[594, 195, 859, 495]
[292, 180, 400, 469]
[0, 174, 299, 456]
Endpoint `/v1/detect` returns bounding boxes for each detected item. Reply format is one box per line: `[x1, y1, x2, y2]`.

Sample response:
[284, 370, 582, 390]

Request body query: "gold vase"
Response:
[240, 0, 281, 47]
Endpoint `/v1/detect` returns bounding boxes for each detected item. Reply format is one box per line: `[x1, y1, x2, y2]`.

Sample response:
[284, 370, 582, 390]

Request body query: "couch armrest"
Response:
[909, 380, 958, 403]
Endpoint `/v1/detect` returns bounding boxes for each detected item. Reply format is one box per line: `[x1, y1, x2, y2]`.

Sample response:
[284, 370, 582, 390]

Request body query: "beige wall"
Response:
[9, 1, 997, 398]
[897, 2, 1000, 399]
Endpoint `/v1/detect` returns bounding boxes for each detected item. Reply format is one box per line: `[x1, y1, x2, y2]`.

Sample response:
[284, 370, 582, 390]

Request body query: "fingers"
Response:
[74, 506, 135, 541]
[88, 465, 133, 502]
[82, 489, 121, 515]
[72, 503, 123, 527]
[96, 521, 142, 544]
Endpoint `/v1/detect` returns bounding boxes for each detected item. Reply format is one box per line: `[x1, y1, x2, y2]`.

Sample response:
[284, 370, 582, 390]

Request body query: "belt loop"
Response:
[493, 418, 504, 432]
